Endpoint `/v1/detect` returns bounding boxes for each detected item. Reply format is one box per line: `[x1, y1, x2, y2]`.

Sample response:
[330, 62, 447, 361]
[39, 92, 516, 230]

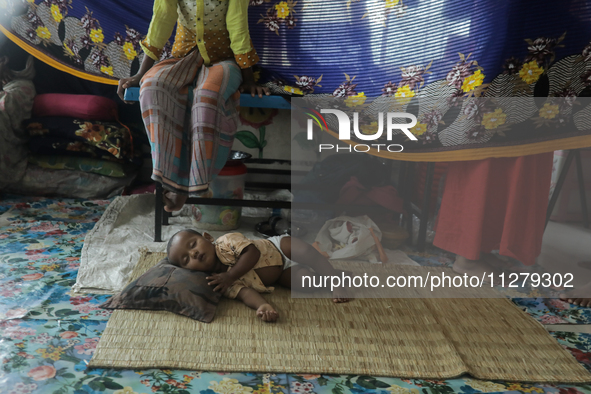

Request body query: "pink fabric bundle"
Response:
[32, 94, 118, 121]
[337, 176, 404, 213]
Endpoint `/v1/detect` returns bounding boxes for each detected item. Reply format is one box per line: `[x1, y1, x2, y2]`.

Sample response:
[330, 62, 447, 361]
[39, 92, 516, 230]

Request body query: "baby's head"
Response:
[167, 229, 217, 271]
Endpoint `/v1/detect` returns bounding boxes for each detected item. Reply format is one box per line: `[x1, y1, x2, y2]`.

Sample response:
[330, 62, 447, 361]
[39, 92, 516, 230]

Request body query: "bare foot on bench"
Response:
[256, 304, 279, 322]
[162, 191, 187, 212]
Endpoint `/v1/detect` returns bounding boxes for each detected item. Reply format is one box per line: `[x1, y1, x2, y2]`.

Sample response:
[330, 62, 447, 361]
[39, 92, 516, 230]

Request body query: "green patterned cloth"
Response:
[28, 154, 128, 178]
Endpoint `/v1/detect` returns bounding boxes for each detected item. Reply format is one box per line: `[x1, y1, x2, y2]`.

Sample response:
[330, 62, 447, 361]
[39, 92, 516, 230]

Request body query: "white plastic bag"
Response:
[315, 215, 383, 263]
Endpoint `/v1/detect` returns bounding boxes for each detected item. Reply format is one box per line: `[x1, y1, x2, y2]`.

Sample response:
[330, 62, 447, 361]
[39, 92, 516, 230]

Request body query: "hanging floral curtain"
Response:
[2, 0, 590, 159]
[0, 0, 588, 94]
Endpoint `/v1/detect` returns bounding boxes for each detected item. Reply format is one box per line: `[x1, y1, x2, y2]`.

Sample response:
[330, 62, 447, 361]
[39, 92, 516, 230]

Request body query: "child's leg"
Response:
[139, 53, 202, 212]
[236, 287, 278, 322]
[188, 60, 242, 196]
[279, 237, 338, 276]
[277, 266, 313, 291]
[278, 237, 350, 303]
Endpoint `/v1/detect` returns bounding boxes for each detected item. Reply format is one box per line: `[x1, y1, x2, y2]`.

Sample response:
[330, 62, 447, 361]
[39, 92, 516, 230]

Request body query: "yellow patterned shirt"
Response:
[214, 233, 284, 299]
[140, 0, 259, 69]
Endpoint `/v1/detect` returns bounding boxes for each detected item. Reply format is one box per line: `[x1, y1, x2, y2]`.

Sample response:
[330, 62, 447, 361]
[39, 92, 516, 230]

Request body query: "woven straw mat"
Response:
[89, 251, 591, 383]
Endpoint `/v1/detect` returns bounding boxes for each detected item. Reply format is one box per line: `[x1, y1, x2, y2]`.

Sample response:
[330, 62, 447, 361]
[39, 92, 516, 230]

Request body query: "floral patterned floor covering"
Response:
[404, 247, 591, 326]
[2, 195, 591, 394]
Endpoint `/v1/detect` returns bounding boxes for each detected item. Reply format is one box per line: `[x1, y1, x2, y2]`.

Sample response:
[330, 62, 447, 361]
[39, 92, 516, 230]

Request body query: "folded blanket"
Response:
[28, 136, 125, 162]
[25, 117, 131, 159]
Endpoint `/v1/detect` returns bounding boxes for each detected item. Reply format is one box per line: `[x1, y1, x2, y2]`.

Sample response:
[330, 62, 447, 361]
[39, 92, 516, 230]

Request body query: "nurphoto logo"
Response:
[304, 108, 418, 153]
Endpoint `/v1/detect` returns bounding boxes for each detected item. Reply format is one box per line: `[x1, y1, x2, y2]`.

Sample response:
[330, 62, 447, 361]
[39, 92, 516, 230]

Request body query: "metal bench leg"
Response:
[155, 182, 163, 242]
[417, 162, 435, 253]
[403, 162, 414, 237]
[574, 150, 589, 228]
[546, 150, 575, 229]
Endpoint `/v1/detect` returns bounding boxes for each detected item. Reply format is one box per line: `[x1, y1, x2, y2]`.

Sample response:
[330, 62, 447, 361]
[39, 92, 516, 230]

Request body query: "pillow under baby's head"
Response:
[166, 229, 217, 272]
[100, 256, 221, 323]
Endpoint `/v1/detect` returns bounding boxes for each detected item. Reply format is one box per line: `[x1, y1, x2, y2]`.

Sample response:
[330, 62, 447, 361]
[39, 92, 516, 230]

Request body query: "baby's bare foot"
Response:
[256, 304, 278, 322]
[162, 191, 187, 212]
[333, 287, 350, 303]
[332, 270, 351, 303]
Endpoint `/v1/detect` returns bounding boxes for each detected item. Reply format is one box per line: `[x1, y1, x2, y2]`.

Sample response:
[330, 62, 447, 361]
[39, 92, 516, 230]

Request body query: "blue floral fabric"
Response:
[513, 298, 591, 325]
[2, 0, 591, 97]
[1, 195, 591, 394]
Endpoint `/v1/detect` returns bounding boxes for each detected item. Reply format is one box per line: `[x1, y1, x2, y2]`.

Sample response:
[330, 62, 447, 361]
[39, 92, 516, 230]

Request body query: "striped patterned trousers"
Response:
[139, 50, 242, 195]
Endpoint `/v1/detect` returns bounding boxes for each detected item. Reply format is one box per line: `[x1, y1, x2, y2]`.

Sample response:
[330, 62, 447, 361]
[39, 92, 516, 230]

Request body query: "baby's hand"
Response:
[206, 272, 234, 293]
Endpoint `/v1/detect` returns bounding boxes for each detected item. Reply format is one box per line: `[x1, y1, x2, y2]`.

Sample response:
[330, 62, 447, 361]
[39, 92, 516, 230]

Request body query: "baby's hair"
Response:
[166, 228, 203, 263]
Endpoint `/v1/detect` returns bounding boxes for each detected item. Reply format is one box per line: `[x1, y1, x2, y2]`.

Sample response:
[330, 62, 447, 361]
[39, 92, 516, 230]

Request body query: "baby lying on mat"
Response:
[167, 230, 350, 322]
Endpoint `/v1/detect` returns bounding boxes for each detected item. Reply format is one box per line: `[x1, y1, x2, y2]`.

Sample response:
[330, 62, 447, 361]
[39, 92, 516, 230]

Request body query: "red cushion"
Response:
[33, 94, 118, 121]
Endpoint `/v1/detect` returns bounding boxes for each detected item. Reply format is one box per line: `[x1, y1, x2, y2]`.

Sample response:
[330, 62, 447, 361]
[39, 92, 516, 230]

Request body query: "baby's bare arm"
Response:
[207, 244, 260, 293]
[236, 287, 267, 310]
[226, 244, 260, 281]
[236, 287, 278, 322]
